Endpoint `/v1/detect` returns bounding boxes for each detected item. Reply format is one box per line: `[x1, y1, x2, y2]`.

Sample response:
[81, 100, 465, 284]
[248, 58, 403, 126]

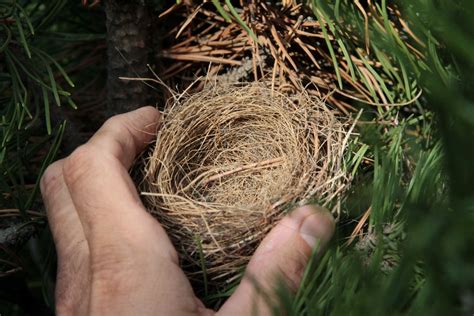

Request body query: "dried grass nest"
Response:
[140, 82, 349, 287]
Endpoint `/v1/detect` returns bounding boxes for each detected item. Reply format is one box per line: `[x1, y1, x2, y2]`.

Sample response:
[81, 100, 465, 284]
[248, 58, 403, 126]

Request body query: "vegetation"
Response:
[0, 0, 473, 314]
[286, 1, 474, 314]
[0, 1, 105, 313]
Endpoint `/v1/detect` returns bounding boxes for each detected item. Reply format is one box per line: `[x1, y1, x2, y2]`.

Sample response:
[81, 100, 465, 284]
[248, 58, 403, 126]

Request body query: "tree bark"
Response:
[105, 0, 153, 115]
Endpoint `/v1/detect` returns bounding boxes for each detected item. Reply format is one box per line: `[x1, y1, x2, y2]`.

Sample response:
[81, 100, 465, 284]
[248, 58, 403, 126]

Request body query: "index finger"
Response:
[88, 106, 160, 169]
[62, 106, 177, 258]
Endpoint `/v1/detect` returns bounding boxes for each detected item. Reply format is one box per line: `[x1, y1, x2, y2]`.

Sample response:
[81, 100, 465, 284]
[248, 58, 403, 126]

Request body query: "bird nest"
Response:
[140, 82, 349, 288]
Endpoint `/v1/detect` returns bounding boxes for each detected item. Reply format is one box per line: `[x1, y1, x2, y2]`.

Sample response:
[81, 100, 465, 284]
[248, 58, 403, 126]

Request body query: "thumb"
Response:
[218, 205, 335, 316]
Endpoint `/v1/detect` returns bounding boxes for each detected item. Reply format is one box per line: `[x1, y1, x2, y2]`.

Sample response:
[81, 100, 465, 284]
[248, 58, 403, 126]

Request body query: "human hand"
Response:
[41, 106, 335, 315]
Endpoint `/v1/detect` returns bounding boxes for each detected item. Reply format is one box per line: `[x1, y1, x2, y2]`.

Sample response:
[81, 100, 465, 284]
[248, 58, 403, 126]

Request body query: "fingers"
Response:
[42, 106, 160, 254]
[59, 107, 198, 315]
[88, 106, 160, 169]
[40, 159, 88, 259]
[218, 205, 335, 316]
[42, 107, 184, 314]
[40, 160, 91, 315]
[62, 106, 177, 261]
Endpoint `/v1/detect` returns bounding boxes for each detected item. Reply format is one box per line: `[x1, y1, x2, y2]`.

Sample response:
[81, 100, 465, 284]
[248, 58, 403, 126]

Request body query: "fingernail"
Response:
[297, 205, 335, 249]
[300, 218, 320, 248]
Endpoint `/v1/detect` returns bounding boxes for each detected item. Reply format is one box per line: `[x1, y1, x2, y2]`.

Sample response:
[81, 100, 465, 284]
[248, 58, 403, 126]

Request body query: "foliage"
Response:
[272, 0, 474, 314]
[1, 0, 473, 314]
[1, 0, 71, 217]
[0, 1, 105, 313]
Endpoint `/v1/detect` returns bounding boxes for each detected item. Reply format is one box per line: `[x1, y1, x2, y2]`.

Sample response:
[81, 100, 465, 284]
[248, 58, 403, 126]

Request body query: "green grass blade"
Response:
[337, 39, 356, 81]
[25, 121, 66, 209]
[313, 5, 343, 89]
[34, 47, 75, 88]
[194, 235, 208, 297]
[67, 98, 78, 110]
[42, 87, 51, 135]
[15, 2, 35, 35]
[211, 0, 232, 22]
[45, 62, 61, 107]
[224, 0, 257, 42]
[14, 13, 32, 58]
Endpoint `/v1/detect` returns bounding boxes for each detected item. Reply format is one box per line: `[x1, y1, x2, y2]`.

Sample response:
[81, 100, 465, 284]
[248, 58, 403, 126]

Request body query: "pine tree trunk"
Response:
[105, 0, 152, 115]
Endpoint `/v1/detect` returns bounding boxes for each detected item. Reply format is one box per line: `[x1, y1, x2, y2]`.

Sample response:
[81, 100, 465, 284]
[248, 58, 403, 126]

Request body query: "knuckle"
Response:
[40, 160, 64, 197]
[100, 115, 134, 152]
[103, 114, 127, 132]
[63, 145, 96, 186]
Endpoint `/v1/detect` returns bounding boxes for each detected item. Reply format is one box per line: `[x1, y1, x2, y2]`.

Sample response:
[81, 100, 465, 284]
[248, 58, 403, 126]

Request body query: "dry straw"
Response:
[140, 82, 349, 287]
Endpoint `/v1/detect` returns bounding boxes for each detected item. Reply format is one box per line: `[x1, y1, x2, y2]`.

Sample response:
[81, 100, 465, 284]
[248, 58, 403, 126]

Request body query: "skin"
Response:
[40, 106, 335, 315]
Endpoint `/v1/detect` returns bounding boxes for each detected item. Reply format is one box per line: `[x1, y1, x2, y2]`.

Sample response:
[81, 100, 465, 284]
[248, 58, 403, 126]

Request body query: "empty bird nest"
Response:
[139, 81, 350, 289]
